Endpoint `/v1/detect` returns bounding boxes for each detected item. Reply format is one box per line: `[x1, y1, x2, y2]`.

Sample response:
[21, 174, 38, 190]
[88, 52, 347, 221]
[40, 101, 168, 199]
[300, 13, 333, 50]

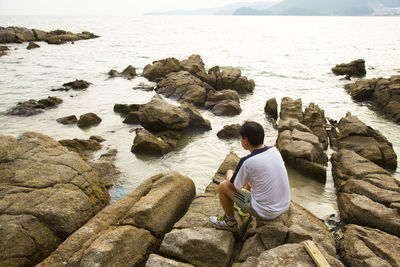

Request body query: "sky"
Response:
[0, 0, 275, 16]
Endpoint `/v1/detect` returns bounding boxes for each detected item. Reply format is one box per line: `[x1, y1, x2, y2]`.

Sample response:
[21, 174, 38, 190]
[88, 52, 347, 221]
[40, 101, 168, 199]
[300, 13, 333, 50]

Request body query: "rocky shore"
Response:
[0, 26, 99, 45]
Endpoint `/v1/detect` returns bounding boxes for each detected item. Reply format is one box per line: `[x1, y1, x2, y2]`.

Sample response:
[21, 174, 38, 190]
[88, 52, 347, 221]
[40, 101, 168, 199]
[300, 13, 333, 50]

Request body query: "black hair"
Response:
[239, 121, 264, 147]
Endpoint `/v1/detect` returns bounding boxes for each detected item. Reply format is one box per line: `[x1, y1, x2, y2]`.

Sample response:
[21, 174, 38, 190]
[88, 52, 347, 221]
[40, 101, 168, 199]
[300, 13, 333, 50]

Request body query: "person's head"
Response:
[239, 121, 264, 149]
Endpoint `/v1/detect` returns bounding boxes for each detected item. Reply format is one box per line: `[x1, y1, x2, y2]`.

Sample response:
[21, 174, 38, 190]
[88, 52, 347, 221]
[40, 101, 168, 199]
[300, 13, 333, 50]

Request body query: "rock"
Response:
[134, 81, 156, 91]
[131, 129, 174, 156]
[143, 57, 181, 81]
[62, 79, 91, 90]
[114, 103, 142, 116]
[280, 97, 303, 121]
[181, 102, 212, 130]
[6, 97, 63, 116]
[344, 75, 400, 124]
[211, 99, 242, 116]
[340, 224, 400, 267]
[331, 149, 400, 237]
[217, 124, 241, 139]
[38, 172, 194, 266]
[264, 97, 278, 120]
[0, 132, 110, 266]
[332, 59, 366, 77]
[206, 66, 255, 94]
[276, 118, 327, 182]
[45, 30, 99, 45]
[58, 137, 102, 159]
[26, 41, 40, 50]
[160, 228, 235, 267]
[336, 113, 397, 170]
[123, 111, 141, 124]
[146, 254, 195, 267]
[303, 102, 329, 150]
[179, 54, 208, 80]
[156, 71, 210, 107]
[56, 115, 77, 125]
[77, 112, 102, 128]
[212, 152, 240, 185]
[139, 94, 190, 132]
[89, 160, 121, 189]
[205, 89, 239, 109]
[108, 65, 137, 79]
[0, 45, 8, 57]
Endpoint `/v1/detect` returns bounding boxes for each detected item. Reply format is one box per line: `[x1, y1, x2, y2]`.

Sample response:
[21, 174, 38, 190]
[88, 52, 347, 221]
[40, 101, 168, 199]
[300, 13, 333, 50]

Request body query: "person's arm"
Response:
[227, 169, 250, 191]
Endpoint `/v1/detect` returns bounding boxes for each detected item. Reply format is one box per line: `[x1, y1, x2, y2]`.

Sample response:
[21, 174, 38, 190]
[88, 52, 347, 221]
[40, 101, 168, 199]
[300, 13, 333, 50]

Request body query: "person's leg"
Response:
[218, 180, 235, 218]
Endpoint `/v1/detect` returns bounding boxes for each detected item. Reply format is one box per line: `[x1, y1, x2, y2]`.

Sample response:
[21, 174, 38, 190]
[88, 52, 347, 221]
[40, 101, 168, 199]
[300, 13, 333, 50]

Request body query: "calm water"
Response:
[1, 16, 399, 219]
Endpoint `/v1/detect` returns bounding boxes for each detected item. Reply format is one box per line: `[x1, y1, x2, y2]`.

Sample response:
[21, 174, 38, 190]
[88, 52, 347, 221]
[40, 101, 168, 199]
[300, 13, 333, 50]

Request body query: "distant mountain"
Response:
[233, 0, 400, 16]
[146, 1, 279, 15]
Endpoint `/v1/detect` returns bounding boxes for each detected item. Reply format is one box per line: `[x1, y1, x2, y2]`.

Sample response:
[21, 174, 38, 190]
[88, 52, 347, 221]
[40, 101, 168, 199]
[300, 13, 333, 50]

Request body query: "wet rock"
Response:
[38, 172, 194, 266]
[331, 149, 400, 237]
[279, 97, 303, 121]
[77, 112, 102, 128]
[108, 65, 137, 79]
[211, 99, 242, 116]
[0, 132, 110, 266]
[134, 81, 156, 91]
[264, 97, 278, 120]
[56, 115, 77, 125]
[143, 57, 181, 81]
[6, 97, 63, 116]
[131, 129, 174, 156]
[181, 102, 211, 130]
[123, 111, 141, 124]
[146, 254, 195, 267]
[62, 79, 91, 90]
[217, 124, 241, 139]
[276, 118, 327, 182]
[140, 94, 190, 132]
[45, 30, 99, 45]
[156, 71, 210, 107]
[340, 224, 400, 267]
[332, 59, 366, 78]
[26, 41, 40, 50]
[336, 113, 397, 170]
[0, 45, 8, 56]
[303, 102, 329, 150]
[179, 54, 208, 80]
[344, 75, 400, 124]
[114, 103, 142, 116]
[205, 89, 239, 109]
[58, 137, 102, 159]
[89, 160, 121, 189]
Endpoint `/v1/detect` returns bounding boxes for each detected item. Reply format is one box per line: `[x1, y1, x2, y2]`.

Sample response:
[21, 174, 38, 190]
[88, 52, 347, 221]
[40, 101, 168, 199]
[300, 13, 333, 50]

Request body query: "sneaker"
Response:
[209, 215, 239, 231]
[234, 205, 250, 217]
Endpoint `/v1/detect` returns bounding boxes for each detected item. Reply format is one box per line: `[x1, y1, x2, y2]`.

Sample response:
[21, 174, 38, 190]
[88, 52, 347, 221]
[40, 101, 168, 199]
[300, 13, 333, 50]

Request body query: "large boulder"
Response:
[331, 149, 400, 237]
[6, 97, 63, 116]
[264, 97, 278, 120]
[131, 129, 175, 156]
[340, 224, 400, 267]
[217, 124, 241, 140]
[179, 54, 208, 80]
[38, 172, 195, 266]
[331, 59, 366, 78]
[143, 57, 181, 81]
[156, 71, 211, 107]
[146, 254, 195, 267]
[206, 66, 255, 94]
[77, 112, 102, 128]
[0, 132, 110, 266]
[211, 99, 242, 116]
[345, 75, 400, 124]
[335, 113, 397, 170]
[140, 94, 190, 132]
[205, 89, 240, 109]
[276, 118, 327, 182]
[279, 97, 303, 121]
[181, 102, 212, 130]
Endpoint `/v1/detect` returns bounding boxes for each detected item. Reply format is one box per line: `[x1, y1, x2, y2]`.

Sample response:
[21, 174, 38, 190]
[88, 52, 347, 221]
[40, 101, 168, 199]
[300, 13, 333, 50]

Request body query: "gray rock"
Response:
[27, 41, 40, 50]
[131, 129, 174, 156]
[114, 103, 142, 116]
[217, 124, 241, 139]
[303, 102, 328, 150]
[205, 89, 239, 109]
[143, 57, 181, 81]
[146, 254, 195, 267]
[181, 102, 212, 130]
[62, 79, 91, 90]
[56, 115, 77, 125]
[211, 99, 242, 116]
[341, 224, 400, 267]
[7, 97, 63, 116]
[0, 132, 110, 266]
[123, 111, 141, 125]
[264, 97, 278, 119]
[279, 97, 303, 121]
[108, 65, 137, 79]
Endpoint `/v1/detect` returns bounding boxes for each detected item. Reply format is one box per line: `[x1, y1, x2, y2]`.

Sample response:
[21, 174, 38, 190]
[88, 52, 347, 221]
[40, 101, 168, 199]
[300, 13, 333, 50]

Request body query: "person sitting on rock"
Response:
[210, 121, 291, 231]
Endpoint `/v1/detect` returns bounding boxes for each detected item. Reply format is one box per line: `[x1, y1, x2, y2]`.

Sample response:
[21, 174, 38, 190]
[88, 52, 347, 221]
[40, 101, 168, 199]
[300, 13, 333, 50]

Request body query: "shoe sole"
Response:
[209, 221, 239, 232]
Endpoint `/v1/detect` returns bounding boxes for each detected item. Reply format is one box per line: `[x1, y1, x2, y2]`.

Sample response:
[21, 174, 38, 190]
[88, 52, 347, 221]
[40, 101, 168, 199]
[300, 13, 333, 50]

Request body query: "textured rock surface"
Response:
[217, 124, 241, 140]
[108, 65, 137, 79]
[264, 97, 278, 119]
[38, 172, 195, 266]
[145, 254, 195, 267]
[332, 59, 366, 78]
[303, 102, 329, 150]
[6, 97, 63, 116]
[77, 112, 102, 128]
[335, 113, 397, 170]
[331, 149, 400, 237]
[0, 132, 110, 266]
[341, 224, 400, 267]
[344, 75, 400, 124]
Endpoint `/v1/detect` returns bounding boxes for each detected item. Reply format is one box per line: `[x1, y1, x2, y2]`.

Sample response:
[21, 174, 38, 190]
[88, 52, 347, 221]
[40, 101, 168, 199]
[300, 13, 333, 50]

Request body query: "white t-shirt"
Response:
[230, 146, 291, 220]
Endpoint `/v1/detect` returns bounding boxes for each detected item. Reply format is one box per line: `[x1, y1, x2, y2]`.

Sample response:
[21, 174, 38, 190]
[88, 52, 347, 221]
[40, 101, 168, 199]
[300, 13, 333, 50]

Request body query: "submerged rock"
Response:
[0, 132, 110, 267]
[6, 97, 63, 116]
[56, 115, 77, 125]
[26, 41, 40, 50]
[62, 79, 91, 90]
[0, 45, 9, 57]
[332, 59, 366, 78]
[108, 65, 137, 79]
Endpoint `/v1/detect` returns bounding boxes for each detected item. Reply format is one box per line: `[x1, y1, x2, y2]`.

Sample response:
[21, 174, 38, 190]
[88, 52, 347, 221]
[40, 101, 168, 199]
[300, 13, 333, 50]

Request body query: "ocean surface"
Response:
[1, 16, 399, 219]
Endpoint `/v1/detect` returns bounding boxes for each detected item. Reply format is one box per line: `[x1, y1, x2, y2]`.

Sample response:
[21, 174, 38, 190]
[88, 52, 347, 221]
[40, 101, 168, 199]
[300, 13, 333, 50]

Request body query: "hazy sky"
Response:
[0, 0, 273, 16]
